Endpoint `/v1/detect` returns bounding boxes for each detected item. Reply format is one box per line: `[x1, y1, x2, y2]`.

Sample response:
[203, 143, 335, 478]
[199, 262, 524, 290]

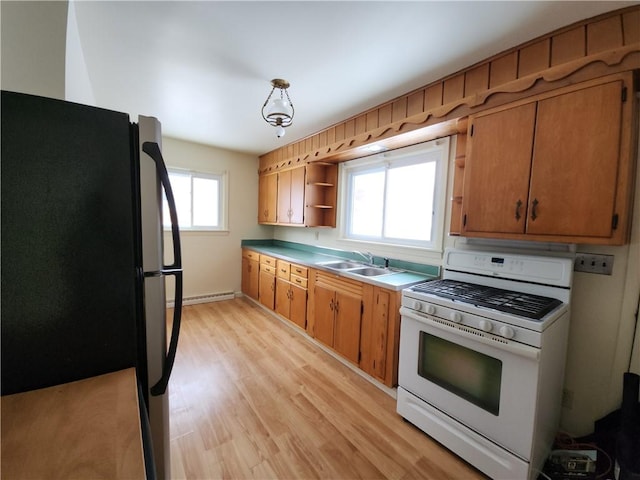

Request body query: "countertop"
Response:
[242, 241, 438, 290]
[1, 368, 146, 480]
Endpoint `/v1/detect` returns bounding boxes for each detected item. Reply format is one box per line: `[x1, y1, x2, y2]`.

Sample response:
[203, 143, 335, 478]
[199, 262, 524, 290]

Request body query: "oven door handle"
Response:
[400, 307, 540, 361]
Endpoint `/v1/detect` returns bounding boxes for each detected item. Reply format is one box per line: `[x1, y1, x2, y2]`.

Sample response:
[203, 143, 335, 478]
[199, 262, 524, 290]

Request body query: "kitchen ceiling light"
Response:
[262, 78, 294, 138]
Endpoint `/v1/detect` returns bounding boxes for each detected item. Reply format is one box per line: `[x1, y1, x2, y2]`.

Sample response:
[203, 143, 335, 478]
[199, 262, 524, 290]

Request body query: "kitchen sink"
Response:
[318, 260, 366, 270]
[348, 267, 392, 277]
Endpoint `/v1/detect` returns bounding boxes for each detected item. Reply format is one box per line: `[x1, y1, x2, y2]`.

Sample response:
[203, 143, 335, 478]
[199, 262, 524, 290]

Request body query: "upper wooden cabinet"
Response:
[461, 73, 637, 245]
[305, 162, 338, 228]
[258, 173, 277, 224]
[277, 167, 305, 225]
[258, 163, 338, 227]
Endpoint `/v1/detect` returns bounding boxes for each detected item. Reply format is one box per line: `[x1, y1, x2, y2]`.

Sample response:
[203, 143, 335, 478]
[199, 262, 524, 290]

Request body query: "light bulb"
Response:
[275, 125, 286, 138]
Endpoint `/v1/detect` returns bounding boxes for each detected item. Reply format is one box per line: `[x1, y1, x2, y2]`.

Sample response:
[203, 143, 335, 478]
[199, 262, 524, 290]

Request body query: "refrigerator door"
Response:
[138, 116, 183, 480]
[1, 91, 142, 394]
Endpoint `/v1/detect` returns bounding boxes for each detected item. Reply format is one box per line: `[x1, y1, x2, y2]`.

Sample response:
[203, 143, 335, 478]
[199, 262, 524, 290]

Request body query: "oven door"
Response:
[398, 306, 540, 461]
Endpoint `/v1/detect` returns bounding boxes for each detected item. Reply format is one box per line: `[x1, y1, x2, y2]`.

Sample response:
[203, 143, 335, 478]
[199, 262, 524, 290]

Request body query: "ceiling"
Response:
[68, 1, 638, 156]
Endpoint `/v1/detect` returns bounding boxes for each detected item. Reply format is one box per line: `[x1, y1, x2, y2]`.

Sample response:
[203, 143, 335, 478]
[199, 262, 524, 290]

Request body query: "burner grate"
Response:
[411, 279, 562, 320]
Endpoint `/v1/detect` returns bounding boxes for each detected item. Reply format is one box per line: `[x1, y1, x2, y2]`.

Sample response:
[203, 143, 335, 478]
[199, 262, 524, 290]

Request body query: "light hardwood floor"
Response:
[169, 298, 488, 479]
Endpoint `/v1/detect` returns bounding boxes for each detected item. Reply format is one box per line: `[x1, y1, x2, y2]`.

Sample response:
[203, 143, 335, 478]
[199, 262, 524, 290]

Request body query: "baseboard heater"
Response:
[167, 291, 235, 307]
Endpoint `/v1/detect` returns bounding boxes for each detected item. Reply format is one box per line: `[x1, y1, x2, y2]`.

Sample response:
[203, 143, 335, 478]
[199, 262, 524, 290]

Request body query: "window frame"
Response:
[339, 137, 450, 251]
[163, 168, 228, 232]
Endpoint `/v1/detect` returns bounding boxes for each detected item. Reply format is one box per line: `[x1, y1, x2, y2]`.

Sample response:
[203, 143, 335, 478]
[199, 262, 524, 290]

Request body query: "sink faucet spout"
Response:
[354, 251, 374, 266]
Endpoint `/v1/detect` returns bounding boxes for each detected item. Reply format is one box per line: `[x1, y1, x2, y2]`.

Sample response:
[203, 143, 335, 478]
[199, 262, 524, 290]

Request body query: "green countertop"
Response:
[242, 239, 439, 291]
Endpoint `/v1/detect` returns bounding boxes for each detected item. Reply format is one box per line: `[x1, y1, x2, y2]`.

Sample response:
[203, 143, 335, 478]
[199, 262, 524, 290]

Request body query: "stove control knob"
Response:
[450, 312, 462, 323]
[413, 300, 422, 311]
[426, 305, 436, 315]
[499, 326, 515, 339]
[478, 320, 493, 332]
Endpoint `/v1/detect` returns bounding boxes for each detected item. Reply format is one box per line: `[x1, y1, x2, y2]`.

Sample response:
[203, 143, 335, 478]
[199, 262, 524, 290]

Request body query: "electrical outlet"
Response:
[562, 389, 574, 409]
[574, 253, 614, 275]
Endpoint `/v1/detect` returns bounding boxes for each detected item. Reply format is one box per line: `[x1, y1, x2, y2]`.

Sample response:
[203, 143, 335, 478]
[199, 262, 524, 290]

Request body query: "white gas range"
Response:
[397, 247, 573, 480]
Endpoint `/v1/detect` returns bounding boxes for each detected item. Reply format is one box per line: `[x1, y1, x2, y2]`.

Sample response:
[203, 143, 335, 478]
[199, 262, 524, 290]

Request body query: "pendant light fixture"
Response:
[262, 78, 294, 138]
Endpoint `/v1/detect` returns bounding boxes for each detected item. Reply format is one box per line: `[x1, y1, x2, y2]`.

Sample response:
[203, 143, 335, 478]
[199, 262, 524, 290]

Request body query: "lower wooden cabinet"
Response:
[275, 260, 308, 328]
[241, 249, 259, 300]
[360, 285, 401, 387]
[244, 252, 402, 387]
[258, 254, 277, 310]
[307, 270, 363, 365]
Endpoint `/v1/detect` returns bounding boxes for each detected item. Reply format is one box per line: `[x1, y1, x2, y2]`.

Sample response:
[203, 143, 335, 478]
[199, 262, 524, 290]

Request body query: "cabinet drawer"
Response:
[290, 274, 308, 289]
[261, 264, 276, 275]
[243, 249, 259, 261]
[276, 260, 290, 279]
[291, 264, 308, 278]
[260, 254, 277, 267]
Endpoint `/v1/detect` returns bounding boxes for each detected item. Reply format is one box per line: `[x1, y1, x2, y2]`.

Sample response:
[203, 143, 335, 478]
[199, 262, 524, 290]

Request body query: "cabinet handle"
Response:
[289, 289, 294, 300]
[515, 199, 522, 221]
[335, 300, 339, 314]
[531, 198, 539, 221]
[329, 299, 334, 311]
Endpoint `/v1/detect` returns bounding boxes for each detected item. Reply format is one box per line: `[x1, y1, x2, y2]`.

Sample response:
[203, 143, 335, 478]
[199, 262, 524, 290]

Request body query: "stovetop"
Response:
[409, 279, 563, 321]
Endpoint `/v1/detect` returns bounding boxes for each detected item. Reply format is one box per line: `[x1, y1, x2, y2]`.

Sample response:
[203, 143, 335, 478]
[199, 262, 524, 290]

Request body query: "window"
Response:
[341, 138, 449, 249]
[163, 169, 227, 231]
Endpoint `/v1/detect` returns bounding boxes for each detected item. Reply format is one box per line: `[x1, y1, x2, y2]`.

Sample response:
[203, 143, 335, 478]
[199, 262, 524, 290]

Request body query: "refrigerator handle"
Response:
[141, 141, 182, 271]
[141, 141, 183, 396]
[150, 269, 182, 396]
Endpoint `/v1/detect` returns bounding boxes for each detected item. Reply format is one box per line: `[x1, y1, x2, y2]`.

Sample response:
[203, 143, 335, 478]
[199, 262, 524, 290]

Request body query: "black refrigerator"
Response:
[1, 90, 183, 480]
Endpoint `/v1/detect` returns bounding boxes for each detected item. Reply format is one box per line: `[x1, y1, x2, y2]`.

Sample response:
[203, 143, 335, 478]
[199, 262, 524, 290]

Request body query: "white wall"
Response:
[161, 137, 272, 300]
[64, 1, 95, 105]
[0, 1, 68, 99]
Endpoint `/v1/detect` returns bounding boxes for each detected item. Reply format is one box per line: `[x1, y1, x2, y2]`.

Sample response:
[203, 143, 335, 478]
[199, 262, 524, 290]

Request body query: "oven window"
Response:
[418, 332, 502, 415]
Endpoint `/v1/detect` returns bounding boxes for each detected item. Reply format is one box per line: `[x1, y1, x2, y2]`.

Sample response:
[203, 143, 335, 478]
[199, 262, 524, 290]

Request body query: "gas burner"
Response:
[411, 279, 562, 320]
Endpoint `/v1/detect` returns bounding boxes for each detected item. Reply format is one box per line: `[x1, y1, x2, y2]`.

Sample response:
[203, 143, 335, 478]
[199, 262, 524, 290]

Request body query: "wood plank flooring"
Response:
[169, 298, 487, 479]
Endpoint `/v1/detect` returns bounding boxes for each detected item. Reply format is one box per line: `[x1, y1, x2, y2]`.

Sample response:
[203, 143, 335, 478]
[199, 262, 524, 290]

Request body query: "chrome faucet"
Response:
[354, 251, 374, 265]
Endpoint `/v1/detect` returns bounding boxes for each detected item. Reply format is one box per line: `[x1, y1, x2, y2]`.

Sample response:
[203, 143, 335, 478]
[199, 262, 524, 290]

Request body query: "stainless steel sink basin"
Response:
[318, 260, 366, 270]
[348, 267, 392, 277]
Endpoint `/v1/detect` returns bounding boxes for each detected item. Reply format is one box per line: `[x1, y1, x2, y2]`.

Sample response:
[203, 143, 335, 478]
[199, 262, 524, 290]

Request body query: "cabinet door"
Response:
[248, 258, 259, 300]
[289, 283, 307, 329]
[369, 289, 390, 380]
[313, 284, 335, 347]
[276, 167, 305, 225]
[289, 166, 305, 224]
[277, 169, 291, 223]
[275, 277, 290, 318]
[333, 290, 362, 365]
[527, 81, 623, 238]
[241, 256, 259, 300]
[258, 173, 277, 223]
[463, 103, 536, 234]
[241, 256, 250, 296]
[258, 270, 275, 310]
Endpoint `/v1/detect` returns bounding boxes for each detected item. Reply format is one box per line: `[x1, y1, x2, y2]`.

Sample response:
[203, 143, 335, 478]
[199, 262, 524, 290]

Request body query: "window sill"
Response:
[163, 229, 230, 236]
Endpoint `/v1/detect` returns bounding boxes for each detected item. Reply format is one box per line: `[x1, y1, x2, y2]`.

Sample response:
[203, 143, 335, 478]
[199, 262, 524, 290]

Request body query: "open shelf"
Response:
[304, 163, 338, 227]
